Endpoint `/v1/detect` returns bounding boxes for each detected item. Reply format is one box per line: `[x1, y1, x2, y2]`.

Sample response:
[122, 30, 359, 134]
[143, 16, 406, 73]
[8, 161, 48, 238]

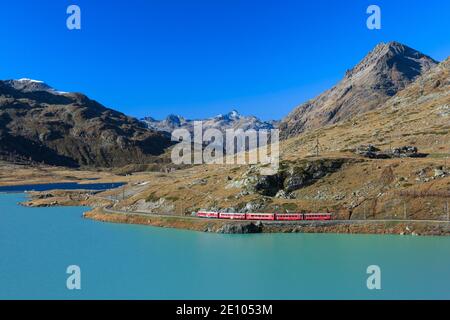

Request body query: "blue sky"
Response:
[0, 0, 449, 120]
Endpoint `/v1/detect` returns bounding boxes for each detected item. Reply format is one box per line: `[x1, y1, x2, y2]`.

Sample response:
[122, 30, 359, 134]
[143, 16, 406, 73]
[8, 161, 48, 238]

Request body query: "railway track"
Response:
[100, 206, 450, 225]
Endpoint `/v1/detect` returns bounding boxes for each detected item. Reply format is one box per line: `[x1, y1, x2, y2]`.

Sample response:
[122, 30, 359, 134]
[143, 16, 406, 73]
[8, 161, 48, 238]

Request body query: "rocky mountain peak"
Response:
[165, 114, 186, 126]
[345, 41, 437, 82]
[142, 109, 277, 134]
[215, 109, 241, 121]
[228, 109, 240, 118]
[279, 41, 439, 139]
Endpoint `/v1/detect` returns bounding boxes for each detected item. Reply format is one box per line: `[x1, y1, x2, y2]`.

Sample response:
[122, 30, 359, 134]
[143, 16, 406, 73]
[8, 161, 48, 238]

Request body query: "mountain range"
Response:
[0, 41, 446, 170]
[0, 79, 172, 167]
[141, 110, 279, 134]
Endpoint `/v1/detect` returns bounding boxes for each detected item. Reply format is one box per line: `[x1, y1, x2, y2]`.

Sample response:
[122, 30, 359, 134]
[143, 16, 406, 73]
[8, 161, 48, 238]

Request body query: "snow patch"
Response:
[17, 78, 44, 83]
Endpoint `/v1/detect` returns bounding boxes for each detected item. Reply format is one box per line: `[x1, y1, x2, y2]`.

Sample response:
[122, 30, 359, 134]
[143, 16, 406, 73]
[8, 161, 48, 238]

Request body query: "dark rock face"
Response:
[0, 80, 172, 167]
[253, 175, 284, 197]
[249, 158, 350, 196]
[282, 159, 347, 192]
[217, 222, 262, 234]
[280, 42, 438, 139]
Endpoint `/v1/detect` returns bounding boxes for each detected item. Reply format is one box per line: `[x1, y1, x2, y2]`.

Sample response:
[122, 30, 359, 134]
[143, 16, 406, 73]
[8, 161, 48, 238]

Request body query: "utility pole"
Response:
[314, 135, 321, 157]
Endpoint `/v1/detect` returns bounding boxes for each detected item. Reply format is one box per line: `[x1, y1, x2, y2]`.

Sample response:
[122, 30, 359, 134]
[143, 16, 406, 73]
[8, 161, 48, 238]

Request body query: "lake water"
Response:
[0, 182, 125, 193]
[0, 192, 449, 300]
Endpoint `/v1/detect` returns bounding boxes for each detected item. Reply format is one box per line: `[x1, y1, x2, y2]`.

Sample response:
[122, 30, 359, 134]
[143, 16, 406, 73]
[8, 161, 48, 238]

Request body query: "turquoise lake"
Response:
[0, 193, 449, 300]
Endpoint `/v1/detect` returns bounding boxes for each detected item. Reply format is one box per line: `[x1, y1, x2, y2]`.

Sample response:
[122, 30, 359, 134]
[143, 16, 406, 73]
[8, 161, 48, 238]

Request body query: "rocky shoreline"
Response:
[83, 208, 450, 236]
[17, 189, 450, 236]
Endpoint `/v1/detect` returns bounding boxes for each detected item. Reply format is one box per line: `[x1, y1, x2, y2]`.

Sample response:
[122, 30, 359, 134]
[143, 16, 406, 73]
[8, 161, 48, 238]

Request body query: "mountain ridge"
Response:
[142, 109, 279, 134]
[0, 80, 172, 167]
[279, 41, 439, 139]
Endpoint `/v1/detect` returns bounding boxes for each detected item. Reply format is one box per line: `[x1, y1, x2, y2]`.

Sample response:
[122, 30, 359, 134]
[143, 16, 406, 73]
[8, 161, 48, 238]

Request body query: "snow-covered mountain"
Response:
[141, 110, 279, 134]
[3, 78, 67, 94]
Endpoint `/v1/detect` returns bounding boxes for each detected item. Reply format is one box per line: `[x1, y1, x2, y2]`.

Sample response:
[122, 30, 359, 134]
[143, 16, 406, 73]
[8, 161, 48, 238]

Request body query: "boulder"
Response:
[434, 169, 446, 177]
[275, 190, 294, 199]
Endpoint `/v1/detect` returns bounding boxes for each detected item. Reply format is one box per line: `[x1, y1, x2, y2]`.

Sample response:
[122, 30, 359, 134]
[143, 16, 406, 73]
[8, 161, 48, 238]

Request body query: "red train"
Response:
[197, 211, 220, 219]
[197, 211, 332, 221]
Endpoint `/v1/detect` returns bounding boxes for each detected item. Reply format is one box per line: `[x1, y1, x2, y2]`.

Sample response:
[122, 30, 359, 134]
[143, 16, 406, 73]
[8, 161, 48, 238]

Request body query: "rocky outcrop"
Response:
[216, 222, 262, 234]
[253, 174, 284, 196]
[237, 158, 353, 197]
[279, 42, 438, 139]
[355, 145, 428, 159]
[282, 159, 348, 192]
[355, 145, 388, 159]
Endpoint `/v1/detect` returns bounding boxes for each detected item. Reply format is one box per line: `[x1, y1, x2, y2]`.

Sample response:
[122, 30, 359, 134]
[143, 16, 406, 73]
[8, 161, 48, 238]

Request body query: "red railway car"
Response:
[219, 212, 247, 220]
[197, 211, 219, 219]
[246, 213, 275, 221]
[196, 211, 333, 221]
[275, 213, 304, 221]
[304, 213, 332, 221]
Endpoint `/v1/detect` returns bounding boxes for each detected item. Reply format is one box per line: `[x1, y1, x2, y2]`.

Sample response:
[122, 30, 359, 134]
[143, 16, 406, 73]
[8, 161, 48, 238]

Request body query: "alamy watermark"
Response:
[171, 122, 279, 175]
[367, 5, 381, 30]
[67, 5, 81, 30]
[66, 265, 81, 290]
[366, 265, 381, 290]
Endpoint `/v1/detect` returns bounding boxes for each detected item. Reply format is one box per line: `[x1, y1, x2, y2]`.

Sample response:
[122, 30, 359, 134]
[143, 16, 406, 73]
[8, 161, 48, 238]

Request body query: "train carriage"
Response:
[304, 213, 332, 221]
[197, 211, 219, 219]
[246, 213, 275, 221]
[219, 212, 247, 220]
[275, 213, 304, 221]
